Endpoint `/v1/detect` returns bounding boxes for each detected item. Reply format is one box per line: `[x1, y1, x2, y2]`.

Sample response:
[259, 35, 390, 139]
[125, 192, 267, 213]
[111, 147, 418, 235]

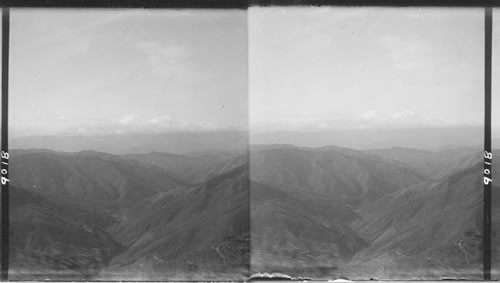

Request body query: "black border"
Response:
[0, 0, 248, 8]
[1, 7, 9, 282]
[249, 0, 500, 6]
[484, 7, 493, 281]
[0, 0, 498, 7]
[0, 1, 495, 282]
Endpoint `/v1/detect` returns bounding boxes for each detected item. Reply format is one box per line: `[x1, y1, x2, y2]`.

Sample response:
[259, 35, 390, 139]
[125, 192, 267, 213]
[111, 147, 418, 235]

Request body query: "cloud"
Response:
[361, 110, 378, 120]
[119, 114, 135, 125]
[25, 113, 230, 137]
[388, 110, 456, 128]
[390, 110, 423, 123]
[255, 110, 457, 132]
[148, 114, 217, 132]
[149, 114, 174, 124]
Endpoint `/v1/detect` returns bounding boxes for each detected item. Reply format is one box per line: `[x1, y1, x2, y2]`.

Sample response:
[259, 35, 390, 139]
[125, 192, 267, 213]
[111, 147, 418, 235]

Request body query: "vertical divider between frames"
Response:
[484, 6, 493, 281]
[0, 6, 9, 282]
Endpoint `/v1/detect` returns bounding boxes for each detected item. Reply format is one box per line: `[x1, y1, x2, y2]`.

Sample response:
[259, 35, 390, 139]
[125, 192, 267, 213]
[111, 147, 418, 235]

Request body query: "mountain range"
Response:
[5, 143, 496, 280]
[8, 149, 249, 280]
[249, 145, 488, 280]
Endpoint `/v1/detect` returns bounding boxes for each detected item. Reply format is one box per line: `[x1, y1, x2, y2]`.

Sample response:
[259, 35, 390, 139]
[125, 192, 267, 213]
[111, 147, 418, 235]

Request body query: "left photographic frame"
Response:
[6, 8, 249, 281]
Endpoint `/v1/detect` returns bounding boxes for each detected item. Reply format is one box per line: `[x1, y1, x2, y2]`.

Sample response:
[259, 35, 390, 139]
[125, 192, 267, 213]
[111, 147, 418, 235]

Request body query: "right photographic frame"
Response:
[249, 6, 485, 280]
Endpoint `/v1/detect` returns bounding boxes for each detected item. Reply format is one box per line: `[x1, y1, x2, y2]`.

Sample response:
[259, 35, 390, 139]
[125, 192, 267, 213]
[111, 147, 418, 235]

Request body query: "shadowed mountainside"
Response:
[343, 163, 484, 279]
[251, 181, 367, 277]
[124, 150, 247, 184]
[365, 147, 481, 180]
[250, 145, 427, 205]
[6, 144, 492, 280]
[8, 149, 250, 280]
[249, 145, 484, 279]
[7, 185, 124, 280]
[10, 150, 189, 213]
[100, 164, 249, 281]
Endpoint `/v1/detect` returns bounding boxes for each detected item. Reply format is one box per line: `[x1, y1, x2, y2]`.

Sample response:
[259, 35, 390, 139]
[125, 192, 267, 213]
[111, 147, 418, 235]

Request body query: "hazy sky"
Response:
[249, 7, 484, 133]
[10, 9, 247, 137]
[4, 7, 496, 141]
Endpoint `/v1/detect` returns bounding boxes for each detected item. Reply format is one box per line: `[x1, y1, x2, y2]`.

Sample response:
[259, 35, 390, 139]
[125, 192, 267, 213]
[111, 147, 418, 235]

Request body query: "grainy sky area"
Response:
[9, 9, 248, 137]
[5, 7, 500, 142]
[249, 7, 484, 133]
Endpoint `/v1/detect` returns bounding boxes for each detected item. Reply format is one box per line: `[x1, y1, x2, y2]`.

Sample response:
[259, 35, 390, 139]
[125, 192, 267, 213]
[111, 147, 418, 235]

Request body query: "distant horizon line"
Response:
[8, 124, 489, 138]
[8, 143, 494, 156]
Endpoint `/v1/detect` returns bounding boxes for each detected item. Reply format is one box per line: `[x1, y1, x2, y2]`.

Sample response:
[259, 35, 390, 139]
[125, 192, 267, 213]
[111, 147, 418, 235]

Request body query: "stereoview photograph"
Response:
[0, 5, 494, 282]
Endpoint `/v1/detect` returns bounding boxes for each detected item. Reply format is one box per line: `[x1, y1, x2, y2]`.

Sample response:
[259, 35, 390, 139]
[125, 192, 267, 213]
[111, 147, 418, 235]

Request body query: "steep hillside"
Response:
[249, 144, 488, 279]
[10, 150, 189, 212]
[6, 144, 492, 280]
[250, 146, 427, 205]
[251, 181, 367, 278]
[99, 164, 250, 280]
[7, 185, 124, 280]
[344, 162, 484, 279]
[249, 145, 428, 278]
[8, 149, 250, 280]
[124, 151, 247, 184]
[365, 147, 480, 180]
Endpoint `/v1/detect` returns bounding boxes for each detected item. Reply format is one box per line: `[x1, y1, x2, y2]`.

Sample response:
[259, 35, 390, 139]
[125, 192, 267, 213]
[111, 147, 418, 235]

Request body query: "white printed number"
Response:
[484, 150, 493, 185]
[0, 150, 8, 185]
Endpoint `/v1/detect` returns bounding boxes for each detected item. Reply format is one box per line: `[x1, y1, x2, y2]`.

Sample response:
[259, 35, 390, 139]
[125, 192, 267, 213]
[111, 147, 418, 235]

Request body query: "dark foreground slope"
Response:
[7, 186, 124, 280]
[99, 164, 249, 280]
[249, 145, 428, 278]
[251, 181, 367, 277]
[6, 144, 490, 280]
[7, 149, 249, 280]
[343, 163, 484, 279]
[250, 145, 484, 280]
[355, 147, 499, 280]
